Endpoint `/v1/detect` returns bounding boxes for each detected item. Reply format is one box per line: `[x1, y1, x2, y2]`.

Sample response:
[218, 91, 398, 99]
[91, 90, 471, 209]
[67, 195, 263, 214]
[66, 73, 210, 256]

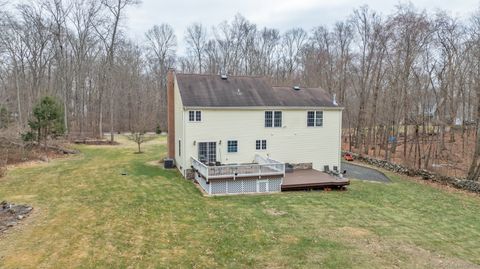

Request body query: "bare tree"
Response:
[1, 2, 480, 180]
[145, 23, 176, 131]
[42, 0, 72, 136]
[96, 0, 140, 142]
[127, 132, 155, 153]
[281, 28, 307, 82]
[467, 8, 480, 181]
[185, 23, 207, 73]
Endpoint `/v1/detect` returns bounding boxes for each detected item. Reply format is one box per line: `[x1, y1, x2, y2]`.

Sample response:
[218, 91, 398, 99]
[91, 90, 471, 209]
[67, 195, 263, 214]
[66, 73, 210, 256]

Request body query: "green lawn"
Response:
[1, 136, 480, 268]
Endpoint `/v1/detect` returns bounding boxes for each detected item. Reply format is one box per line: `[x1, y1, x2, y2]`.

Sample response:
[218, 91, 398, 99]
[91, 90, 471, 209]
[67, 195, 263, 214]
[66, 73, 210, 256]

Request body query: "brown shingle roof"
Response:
[176, 73, 341, 108]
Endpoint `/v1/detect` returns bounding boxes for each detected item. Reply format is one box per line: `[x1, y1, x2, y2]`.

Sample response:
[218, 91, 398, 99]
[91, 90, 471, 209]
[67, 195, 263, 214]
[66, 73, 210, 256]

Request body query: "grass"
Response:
[1, 135, 480, 268]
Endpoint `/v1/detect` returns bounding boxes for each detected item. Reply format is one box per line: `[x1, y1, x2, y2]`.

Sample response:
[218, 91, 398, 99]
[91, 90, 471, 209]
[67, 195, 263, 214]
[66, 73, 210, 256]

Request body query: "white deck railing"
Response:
[191, 155, 285, 180]
[191, 157, 209, 178]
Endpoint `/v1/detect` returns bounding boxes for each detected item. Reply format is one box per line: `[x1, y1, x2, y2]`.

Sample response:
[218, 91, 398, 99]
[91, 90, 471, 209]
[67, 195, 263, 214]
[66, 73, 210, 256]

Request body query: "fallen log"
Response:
[0, 136, 79, 154]
[34, 143, 79, 154]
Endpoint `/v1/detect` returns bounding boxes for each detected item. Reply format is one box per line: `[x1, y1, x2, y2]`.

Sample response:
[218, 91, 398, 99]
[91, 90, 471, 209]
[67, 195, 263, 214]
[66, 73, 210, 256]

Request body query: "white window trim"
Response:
[197, 141, 217, 163]
[256, 139, 267, 151]
[307, 111, 324, 127]
[188, 110, 202, 122]
[265, 110, 282, 128]
[227, 140, 239, 154]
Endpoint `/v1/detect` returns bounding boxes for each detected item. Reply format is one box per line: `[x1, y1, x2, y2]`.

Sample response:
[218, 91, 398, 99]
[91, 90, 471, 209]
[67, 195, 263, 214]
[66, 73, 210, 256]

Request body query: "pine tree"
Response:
[28, 96, 65, 146]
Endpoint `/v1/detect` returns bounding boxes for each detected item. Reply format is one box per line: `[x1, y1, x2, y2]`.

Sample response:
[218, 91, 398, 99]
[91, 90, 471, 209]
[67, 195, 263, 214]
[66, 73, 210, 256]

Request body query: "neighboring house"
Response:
[166, 70, 347, 195]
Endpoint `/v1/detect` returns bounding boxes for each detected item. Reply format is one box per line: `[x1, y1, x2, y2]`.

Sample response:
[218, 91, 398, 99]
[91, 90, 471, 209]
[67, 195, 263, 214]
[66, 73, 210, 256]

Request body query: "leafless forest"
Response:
[1, 1, 480, 178]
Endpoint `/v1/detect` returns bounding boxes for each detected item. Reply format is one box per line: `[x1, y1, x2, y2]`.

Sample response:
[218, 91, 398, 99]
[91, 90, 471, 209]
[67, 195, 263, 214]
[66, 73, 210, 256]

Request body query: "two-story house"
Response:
[166, 70, 348, 195]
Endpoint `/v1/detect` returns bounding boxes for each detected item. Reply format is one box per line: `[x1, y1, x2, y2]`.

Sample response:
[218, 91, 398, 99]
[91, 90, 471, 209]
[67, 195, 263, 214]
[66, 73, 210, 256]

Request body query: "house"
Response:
[166, 70, 348, 195]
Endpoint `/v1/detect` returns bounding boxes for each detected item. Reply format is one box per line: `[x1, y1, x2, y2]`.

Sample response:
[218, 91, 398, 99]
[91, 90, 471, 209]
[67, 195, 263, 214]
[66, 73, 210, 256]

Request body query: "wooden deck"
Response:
[191, 156, 285, 181]
[282, 169, 350, 191]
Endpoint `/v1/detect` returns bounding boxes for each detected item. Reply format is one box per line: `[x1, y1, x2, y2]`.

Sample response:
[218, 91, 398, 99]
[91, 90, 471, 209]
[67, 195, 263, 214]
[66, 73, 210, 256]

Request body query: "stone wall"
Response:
[344, 151, 480, 194]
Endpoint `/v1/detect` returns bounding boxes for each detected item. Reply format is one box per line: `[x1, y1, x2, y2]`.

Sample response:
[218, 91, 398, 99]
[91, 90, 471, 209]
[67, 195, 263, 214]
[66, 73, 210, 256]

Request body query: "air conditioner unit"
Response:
[164, 158, 175, 169]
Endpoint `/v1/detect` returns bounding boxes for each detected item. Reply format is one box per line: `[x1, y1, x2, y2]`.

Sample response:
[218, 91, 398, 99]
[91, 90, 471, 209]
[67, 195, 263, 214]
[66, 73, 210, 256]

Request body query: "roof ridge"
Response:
[176, 73, 266, 79]
[272, 85, 325, 90]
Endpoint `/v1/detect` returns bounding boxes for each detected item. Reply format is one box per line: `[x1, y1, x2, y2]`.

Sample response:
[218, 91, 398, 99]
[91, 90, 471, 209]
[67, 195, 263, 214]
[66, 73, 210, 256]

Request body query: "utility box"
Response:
[164, 159, 175, 169]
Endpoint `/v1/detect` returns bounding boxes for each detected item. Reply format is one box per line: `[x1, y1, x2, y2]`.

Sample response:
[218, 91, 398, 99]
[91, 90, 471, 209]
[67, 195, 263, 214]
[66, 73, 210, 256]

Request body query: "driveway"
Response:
[342, 161, 390, 183]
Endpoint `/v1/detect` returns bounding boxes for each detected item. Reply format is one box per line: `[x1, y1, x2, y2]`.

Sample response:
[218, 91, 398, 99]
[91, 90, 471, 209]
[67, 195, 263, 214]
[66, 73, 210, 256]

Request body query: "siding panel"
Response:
[183, 109, 342, 171]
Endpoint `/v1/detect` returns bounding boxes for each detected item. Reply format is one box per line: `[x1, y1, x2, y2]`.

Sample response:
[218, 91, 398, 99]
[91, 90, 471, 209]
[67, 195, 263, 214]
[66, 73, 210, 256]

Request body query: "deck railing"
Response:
[191, 155, 285, 180]
[191, 157, 209, 178]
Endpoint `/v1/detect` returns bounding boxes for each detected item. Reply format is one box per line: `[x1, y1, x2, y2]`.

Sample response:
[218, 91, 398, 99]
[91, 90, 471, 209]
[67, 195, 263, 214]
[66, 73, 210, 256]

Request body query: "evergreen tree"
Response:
[0, 106, 9, 129]
[28, 97, 65, 145]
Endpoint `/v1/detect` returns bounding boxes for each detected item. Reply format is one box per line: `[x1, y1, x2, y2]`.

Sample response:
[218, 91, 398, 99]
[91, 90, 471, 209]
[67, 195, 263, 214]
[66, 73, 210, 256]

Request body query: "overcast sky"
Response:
[6, 0, 480, 54]
[125, 0, 479, 54]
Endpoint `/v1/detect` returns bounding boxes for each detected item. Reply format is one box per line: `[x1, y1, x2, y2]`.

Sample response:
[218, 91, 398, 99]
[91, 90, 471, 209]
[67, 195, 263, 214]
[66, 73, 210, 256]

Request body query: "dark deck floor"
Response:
[282, 169, 350, 191]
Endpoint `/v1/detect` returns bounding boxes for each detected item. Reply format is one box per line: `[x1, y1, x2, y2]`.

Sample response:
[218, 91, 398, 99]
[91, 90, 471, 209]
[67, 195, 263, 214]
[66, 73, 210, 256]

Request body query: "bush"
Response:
[155, 125, 162, 134]
[0, 144, 7, 178]
[0, 166, 6, 178]
[0, 106, 10, 129]
[21, 131, 37, 142]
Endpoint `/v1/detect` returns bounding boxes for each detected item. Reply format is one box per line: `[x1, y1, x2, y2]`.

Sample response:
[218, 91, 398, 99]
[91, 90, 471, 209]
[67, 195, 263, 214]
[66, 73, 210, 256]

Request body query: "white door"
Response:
[198, 142, 216, 164]
[257, 180, 268, 192]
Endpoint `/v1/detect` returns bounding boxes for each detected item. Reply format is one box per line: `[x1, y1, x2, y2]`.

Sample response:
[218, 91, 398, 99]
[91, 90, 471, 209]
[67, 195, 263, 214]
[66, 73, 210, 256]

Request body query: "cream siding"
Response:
[173, 77, 185, 174]
[181, 108, 342, 172]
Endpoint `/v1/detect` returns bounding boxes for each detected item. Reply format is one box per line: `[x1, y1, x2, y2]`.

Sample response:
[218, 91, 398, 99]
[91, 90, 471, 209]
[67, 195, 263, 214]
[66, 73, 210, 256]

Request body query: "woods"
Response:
[1, 1, 480, 179]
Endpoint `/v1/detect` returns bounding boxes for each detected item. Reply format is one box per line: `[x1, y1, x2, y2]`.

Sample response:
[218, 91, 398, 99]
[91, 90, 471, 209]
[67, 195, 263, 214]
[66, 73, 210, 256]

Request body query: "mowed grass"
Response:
[1, 136, 480, 268]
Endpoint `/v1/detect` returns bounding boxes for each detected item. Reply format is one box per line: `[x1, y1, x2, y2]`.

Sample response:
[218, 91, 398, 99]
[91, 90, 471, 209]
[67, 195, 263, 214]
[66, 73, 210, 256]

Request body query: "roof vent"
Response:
[293, 86, 301, 91]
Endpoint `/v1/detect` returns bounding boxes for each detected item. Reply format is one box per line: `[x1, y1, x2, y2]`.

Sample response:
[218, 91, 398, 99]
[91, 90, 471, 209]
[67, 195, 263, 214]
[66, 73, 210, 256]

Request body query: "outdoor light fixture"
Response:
[193, 141, 196, 145]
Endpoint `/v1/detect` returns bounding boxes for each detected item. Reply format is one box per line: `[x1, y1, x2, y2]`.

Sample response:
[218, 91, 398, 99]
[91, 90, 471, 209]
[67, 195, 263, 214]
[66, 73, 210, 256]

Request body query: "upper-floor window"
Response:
[307, 111, 323, 127]
[189, 110, 201, 122]
[227, 140, 238, 153]
[265, 111, 282, 127]
[256, 140, 267, 150]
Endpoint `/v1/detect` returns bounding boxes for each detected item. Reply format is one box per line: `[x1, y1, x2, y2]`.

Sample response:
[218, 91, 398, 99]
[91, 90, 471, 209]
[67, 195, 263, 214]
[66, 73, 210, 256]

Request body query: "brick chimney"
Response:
[167, 69, 175, 159]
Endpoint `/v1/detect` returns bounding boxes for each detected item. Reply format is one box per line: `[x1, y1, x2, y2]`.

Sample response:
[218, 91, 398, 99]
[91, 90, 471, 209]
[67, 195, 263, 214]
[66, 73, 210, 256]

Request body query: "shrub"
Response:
[0, 106, 10, 129]
[21, 131, 37, 142]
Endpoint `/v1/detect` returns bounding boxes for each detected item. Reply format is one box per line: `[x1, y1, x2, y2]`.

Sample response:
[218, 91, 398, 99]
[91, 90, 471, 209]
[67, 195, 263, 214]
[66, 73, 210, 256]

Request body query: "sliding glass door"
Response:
[198, 142, 216, 163]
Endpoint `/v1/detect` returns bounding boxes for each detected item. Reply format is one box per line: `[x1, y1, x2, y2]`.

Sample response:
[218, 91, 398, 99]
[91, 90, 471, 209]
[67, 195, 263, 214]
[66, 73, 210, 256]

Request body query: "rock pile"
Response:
[0, 201, 33, 232]
[344, 151, 480, 194]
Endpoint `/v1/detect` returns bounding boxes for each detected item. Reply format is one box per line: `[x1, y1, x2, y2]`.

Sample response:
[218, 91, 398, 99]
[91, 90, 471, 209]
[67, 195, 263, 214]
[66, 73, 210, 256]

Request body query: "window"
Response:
[265, 111, 282, 127]
[265, 111, 272, 127]
[198, 142, 216, 163]
[274, 111, 282, 127]
[188, 110, 201, 122]
[315, 111, 323, 126]
[307, 111, 323, 127]
[178, 139, 181, 156]
[256, 140, 267, 150]
[307, 111, 315, 127]
[227, 140, 238, 153]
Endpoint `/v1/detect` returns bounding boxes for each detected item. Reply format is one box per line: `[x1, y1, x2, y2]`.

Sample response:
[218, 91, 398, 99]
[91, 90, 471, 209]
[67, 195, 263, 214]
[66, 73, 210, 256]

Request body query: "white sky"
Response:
[5, 0, 480, 55]
[125, 0, 479, 55]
